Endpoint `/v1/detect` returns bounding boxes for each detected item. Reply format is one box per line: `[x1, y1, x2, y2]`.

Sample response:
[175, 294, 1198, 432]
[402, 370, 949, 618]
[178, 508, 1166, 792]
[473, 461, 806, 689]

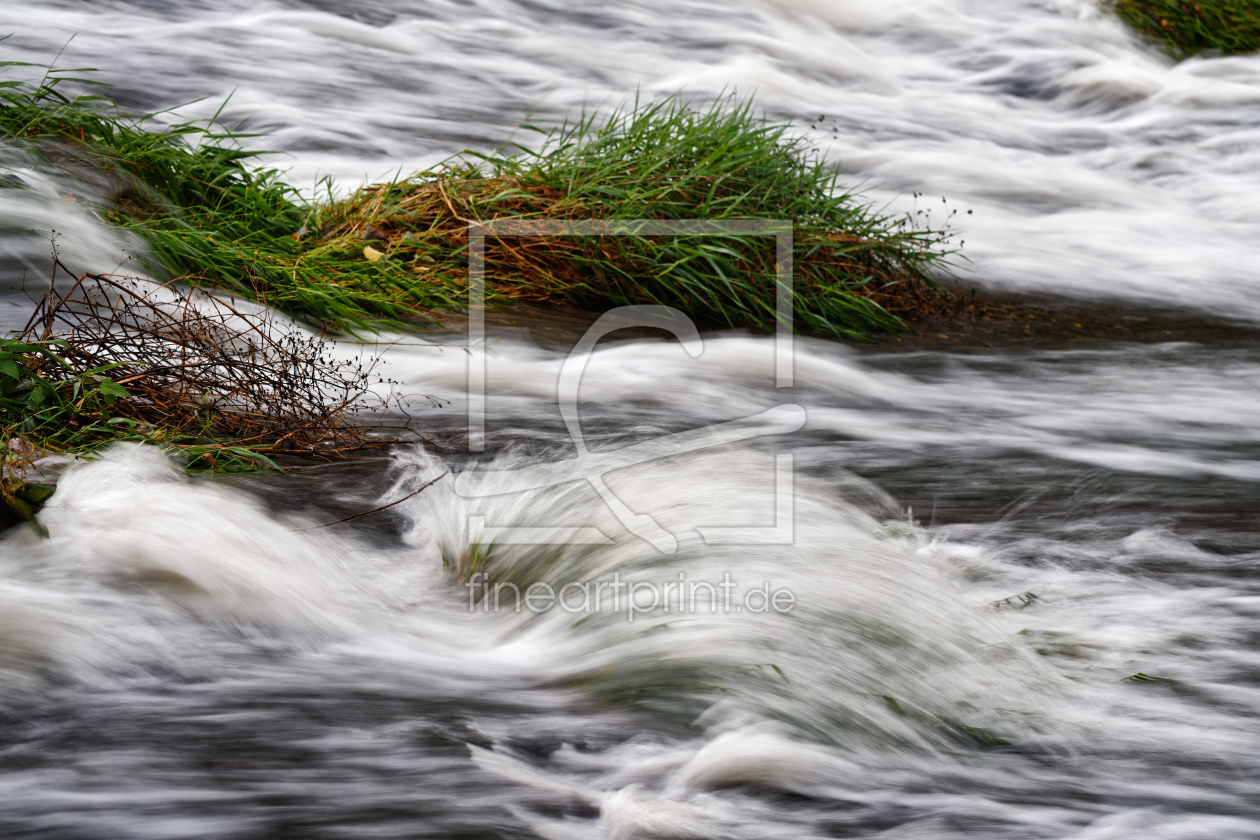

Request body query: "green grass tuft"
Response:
[1108, 0, 1260, 57]
[3, 54, 955, 339]
[314, 95, 955, 340]
[0, 50, 453, 333]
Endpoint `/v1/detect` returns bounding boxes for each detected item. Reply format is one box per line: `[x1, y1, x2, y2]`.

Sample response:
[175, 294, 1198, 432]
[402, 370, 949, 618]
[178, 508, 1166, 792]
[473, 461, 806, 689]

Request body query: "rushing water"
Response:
[3, 1, 1260, 838]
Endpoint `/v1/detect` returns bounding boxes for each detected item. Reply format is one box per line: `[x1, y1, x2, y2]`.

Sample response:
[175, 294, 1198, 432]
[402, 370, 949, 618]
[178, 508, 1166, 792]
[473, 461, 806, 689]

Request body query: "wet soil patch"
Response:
[419, 286, 1260, 354]
[859, 284, 1260, 352]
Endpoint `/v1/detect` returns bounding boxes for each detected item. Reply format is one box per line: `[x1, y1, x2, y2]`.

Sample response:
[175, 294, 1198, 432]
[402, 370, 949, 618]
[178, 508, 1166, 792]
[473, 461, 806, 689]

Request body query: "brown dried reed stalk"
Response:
[21, 259, 410, 457]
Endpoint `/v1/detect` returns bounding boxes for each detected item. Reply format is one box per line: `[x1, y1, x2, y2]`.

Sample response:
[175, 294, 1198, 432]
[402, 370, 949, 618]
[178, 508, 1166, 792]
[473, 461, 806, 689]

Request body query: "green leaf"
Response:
[97, 380, 130, 400]
[17, 484, 55, 505]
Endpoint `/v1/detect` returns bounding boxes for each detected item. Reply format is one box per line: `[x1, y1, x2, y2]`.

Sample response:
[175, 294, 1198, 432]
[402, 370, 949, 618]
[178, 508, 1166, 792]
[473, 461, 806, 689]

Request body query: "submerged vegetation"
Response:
[0, 50, 955, 522]
[1108, 0, 1260, 57]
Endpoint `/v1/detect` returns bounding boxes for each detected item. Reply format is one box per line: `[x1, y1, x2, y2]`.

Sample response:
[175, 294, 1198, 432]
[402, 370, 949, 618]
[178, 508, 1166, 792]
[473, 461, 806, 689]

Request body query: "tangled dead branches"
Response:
[21, 258, 415, 457]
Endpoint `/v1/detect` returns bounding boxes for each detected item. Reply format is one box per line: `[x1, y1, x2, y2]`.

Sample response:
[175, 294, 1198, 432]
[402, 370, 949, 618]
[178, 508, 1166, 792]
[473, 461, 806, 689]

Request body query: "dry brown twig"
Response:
[292, 471, 448, 531]
[21, 258, 432, 458]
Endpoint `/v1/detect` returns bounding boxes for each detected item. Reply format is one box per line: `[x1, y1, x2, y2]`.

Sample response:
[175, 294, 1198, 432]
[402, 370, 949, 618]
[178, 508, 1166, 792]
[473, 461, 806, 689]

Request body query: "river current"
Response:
[2, 1, 1260, 838]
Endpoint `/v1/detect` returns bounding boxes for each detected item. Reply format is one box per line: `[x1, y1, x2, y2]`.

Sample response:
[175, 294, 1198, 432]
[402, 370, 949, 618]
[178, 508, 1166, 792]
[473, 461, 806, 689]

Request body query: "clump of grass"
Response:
[1108, 0, 1260, 57]
[313, 95, 955, 340]
[4, 50, 955, 339]
[1, 51, 453, 332]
